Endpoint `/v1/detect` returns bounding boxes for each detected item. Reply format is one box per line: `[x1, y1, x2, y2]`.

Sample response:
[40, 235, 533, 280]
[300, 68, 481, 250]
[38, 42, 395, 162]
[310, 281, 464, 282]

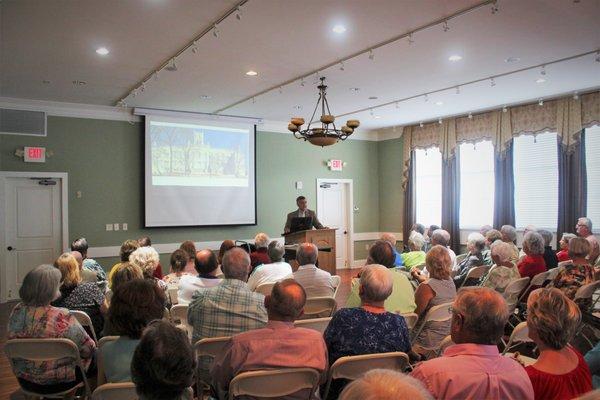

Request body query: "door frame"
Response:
[315, 178, 354, 269]
[0, 171, 69, 303]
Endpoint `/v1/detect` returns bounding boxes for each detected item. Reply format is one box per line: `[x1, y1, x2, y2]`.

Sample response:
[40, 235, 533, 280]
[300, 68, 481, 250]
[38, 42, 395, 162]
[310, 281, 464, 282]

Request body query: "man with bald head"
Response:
[177, 249, 223, 304]
[292, 242, 335, 298]
[212, 279, 327, 399]
[411, 287, 533, 399]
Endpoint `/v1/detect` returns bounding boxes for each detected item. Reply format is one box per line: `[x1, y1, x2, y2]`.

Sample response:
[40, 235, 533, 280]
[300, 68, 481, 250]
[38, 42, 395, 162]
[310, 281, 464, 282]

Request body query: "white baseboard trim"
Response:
[352, 259, 367, 268]
[353, 232, 403, 241]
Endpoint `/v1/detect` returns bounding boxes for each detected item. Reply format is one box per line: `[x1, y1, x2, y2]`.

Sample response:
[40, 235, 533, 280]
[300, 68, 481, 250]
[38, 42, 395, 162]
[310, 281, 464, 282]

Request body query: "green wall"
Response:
[377, 137, 404, 233]
[0, 116, 391, 263]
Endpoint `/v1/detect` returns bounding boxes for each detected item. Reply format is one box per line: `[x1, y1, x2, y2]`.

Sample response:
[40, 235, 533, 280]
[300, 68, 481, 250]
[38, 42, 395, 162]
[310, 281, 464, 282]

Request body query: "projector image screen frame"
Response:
[143, 114, 257, 228]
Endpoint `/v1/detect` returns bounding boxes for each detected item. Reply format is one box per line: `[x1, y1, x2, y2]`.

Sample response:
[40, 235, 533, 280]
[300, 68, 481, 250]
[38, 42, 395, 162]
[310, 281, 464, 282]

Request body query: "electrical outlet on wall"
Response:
[113, 223, 120, 231]
[106, 224, 113, 231]
[122, 223, 128, 231]
[365, 244, 369, 250]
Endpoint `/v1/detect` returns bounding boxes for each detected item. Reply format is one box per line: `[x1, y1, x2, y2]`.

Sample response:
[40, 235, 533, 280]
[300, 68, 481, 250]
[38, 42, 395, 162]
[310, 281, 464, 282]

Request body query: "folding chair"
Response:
[502, 277, 530, 328]
[194, 336, 231, 392]
[574, 281, 600, 348]
[255, 282, 275, 296]
[229, 368, 321, 400]
[398, 312, 419, 331]
[4, 338, 92, 399]
[455, 253, 468, 265]
[545, 266, 562, 287]
[167, 287, 179, 305]
[518, 270, 550, 303]
[410, 301, 454, 345]
[70, 310, 98, 343]
[170, 304, 192, 339]
[331, 275, 341, 299]
[91, 382, 137, 400]
[436, 335, 455, 356]
[96, 335, 119, 385]
[501, 321, 537, 366]
[322, 352, 410, 399]
[294, 317, 332, 334]
[300, 297, 337, 319]
[457, 265, 489, 288]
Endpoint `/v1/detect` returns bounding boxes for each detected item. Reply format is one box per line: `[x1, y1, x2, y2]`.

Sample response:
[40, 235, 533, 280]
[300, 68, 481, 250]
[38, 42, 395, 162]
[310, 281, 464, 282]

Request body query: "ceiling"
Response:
[1, 0, 599, 132]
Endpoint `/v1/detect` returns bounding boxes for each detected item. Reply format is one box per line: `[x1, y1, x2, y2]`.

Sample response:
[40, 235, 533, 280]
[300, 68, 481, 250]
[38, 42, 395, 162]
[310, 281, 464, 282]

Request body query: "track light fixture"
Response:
[490, 77, 496, 87]
[408, 33, 414, 45]
[438, 118, 443, 125]
[213, 24, 219, 38]
[468, 112, 473, 119]
[540, 65, 546, 75]
[538, 99, 544, 106]
[368, 49, 375, 60]
[502, 106, 507, 113]
[420, 122, 424, 128]
[395, 102, 399, 109]
[424, 94, 429, 102]
[455, 86, 460, 95]
[191, 41, 198, 53]
[573, 92, 579, 100]
[235, 5, 242, 20]
[596, 51, 600, 62]
[339, 61, 345, 71]
[443, 21, 450, 32]
[491, 1, 499, 14]
[300, 77, 305, 87]
[165, 58, 177, 71]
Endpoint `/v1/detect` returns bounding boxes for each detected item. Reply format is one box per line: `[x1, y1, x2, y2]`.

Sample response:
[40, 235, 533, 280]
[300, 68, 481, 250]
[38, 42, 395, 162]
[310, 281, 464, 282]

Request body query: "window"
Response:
[414, 147, 442, 227]
[586, 125, 600, 232]
[459, 140, 495, 229]
[513, 132, 559, 230]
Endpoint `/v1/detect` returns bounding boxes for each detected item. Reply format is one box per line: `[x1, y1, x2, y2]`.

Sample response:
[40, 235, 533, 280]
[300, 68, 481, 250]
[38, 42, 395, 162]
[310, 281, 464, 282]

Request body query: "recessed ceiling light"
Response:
[435, 101, 444, 106]
[332, 24, 346, 34]
[448, 55, 462, 62]
[42, 80, 51, 84]
[536, 78, 546, 84]
[505, 57, 520, 63]
[96, 47, 109, 56]
[349, 87, 360, 92]
[72, 80, 87, 86]
[246, 70, 258, 76]
[293, 105, 303, 110]
[368, 96, 378, 100]
[200, 95, 212, 100]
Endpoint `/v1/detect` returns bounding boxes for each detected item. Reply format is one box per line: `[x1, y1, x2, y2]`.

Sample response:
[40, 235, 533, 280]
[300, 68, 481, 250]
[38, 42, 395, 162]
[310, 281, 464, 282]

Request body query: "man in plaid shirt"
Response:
[188, 247, 268, 383]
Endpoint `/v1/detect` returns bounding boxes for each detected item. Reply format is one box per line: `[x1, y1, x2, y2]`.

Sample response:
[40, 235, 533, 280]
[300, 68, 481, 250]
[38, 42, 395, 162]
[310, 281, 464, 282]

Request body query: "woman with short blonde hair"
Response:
[525, 288, 592, 399]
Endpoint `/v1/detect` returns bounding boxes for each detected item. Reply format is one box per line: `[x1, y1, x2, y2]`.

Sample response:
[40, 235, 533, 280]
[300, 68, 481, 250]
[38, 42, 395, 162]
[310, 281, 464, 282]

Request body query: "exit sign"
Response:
[24, 147, 46, 163]
[327, 159, 344, 171]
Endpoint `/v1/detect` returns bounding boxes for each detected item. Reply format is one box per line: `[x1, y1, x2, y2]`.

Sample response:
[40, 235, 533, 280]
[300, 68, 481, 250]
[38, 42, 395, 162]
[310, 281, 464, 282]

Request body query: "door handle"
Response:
[343, 231, 347, 235]
[7, 246, 15, 251]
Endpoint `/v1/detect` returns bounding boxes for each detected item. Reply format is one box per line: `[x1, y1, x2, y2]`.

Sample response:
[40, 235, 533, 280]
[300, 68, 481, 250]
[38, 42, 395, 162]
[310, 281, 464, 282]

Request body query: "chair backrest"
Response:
[503, 277, 530, 311]
[170, 304, 192, 339]
[294, 317, 332, 334]
[410, 301, 453, 345]
[194, 336, 231, 358]
[399, 312, 419, 330]
[97, 336, 119, 385]
[255, 282, 275, 296]
[228, 368, 320, 400]
[91, 382, 137, 400]
[575, 280, 600, 301]
[458, 265, 488, 288]
[70, 310, 97, 343]
[502, 321, 532, 354]
[167, 287, 179, 305]
[438, 335, 455, 355]
[455, 253, 468, 265]
[518, 271, 551, 302]
[331, 275, 341, 298]
[302, 297, 337, 319]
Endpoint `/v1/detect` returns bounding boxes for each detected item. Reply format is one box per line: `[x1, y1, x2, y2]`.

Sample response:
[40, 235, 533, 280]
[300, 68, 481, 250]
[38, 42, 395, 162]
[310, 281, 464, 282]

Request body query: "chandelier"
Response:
[288, 77, 360, 147]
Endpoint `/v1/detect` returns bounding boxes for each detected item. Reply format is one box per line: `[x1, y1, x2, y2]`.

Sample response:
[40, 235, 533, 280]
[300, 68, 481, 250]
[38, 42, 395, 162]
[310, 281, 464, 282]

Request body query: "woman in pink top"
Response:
[525, 288, 592, 400]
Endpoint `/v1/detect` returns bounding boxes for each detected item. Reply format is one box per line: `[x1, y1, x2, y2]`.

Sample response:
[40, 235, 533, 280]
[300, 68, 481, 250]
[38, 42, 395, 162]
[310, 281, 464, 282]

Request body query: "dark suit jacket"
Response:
[284, 209, 324, 233]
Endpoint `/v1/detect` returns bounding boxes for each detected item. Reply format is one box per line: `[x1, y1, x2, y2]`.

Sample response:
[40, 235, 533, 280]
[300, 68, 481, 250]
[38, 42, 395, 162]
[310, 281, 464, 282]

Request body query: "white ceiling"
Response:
[2, 0, 599, 132]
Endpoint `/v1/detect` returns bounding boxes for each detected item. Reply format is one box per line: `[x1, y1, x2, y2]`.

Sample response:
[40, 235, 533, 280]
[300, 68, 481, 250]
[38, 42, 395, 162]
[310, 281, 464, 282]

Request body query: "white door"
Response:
[317, 181, 350, 269]
[4, 177, 63, 300]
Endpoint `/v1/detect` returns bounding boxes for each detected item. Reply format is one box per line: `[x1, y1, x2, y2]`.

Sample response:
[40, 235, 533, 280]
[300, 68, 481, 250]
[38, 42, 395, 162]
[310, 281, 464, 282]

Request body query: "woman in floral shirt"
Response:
[8, 265, 96, 394]
[553, 237, 595, 309]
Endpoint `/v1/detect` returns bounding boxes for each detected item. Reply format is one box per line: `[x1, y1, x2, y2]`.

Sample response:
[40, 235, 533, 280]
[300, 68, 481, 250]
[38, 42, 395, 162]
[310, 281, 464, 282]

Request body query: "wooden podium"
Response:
[284, 228, 337, 275]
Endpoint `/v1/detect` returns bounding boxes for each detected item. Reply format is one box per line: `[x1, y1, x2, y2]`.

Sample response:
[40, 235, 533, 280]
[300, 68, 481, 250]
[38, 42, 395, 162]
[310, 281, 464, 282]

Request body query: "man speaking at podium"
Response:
[284, 196, 324, 234]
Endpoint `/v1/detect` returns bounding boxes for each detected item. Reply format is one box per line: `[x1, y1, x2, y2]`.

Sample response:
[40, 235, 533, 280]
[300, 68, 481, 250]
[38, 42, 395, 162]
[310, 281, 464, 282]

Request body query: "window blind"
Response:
[459, 140, 495, 229]
[415, 147, 442, 227]
[586, 125, 600, 233]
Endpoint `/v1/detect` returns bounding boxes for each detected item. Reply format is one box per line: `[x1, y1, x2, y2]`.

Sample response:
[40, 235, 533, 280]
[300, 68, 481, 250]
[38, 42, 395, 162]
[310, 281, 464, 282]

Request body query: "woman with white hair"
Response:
[401, 232, 426, 271]
[8, 265, 96, 394]
[517, 231, 547, 282]
[453, 232, 486, 287]
[250, 232, 271, 272]
[130, 246, 167, 291]
[339, 369, 433, 400]
[480, 241, 521, 293]
[525, 288, 592, 399]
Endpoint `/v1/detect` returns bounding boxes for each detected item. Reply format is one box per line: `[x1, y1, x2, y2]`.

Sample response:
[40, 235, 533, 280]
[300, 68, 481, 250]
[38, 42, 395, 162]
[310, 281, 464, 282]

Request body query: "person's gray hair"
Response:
[490, 241, 513, 264]
[537, 229, 553, 247]
[479, 225, 493, 236]
[267, 240, 285, 262]
[578, 217, 593, 231]
[296, 243, 318, 266]
[501, 225, 517, 242]
[222, 247, 251, 281]
[339, 369, 433, 400]
[359, 264, 393, 303]
[129, 246, 160, 277]
[523, 231, 545, 255]
[408, 232, 425, 251]
[19, 264, 62, 306]
[467, 232, 486, 253]
[380, 233, 397, 246]
[454, 287, 509, 344]
[430, 229, 450, 247]
[254, 232, 269, 249]
[485, 229, 503, 244]
[561, 233, 577, 243]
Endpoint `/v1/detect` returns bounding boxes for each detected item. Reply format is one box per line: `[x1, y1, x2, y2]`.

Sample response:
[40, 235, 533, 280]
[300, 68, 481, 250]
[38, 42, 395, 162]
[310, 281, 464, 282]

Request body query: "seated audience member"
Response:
[105, 262, 143, 306]
[177, 249, 223, 304]
[138, 236, 163, 279]
[71, 250, 97, 283]
[480, 241, 521, 293]
[453, 232, 486, 287]
[179, 240, 197, 274]
[482, 229, 503, 266]
[247, 241, 293, 291]
[411, 246, 457, 355]
[480, 224, 493, 236]
[412, 223, 426, 236]
[381, 232, 403, 267]
[101, 279, 166, 382]
[8, 265, 96, 394]
[519, 225, 538, 259]
[212, 279, 327, 399]
[108, 239, 139, 287]
[410, 287, 534, 400]
[217, 239, 235, 276]
[339, 369, 433, 400]
[557, 233, 577, 262]
[162, 249, 190, 286]
[325, 265, 411, 397]
[52, 252, 106, 336]
[424, 225, 441, 253]
[292, 243, 335, 298]
[347, 241, 416, 313]
[525, 288, 592, 399]
[129, 246, 167, 291]
[518, 231, 547, 281]
[553, 237, 595, 307]
[401, 232, 427, 271]
[430, 229, 456, 270]
[71, 237, 107, 281]
[250, 232, 271, 271]
[501, 224, 520, 265]
[585, 341, 600, 389]
[577, 217, 600, 264]
[131, 320, 195, 400]
[188, 247, 267, 381]
[539, 229, 559, 269]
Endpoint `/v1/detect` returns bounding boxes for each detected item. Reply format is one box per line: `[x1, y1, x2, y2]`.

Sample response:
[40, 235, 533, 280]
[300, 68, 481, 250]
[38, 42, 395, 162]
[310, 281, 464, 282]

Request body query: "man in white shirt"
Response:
[178, 249, 222, 304]
[247, 241, 293, 291]
[292, 243, 334, 298]
[431, 229, 457, 271]
[576, 217, 600, 264]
